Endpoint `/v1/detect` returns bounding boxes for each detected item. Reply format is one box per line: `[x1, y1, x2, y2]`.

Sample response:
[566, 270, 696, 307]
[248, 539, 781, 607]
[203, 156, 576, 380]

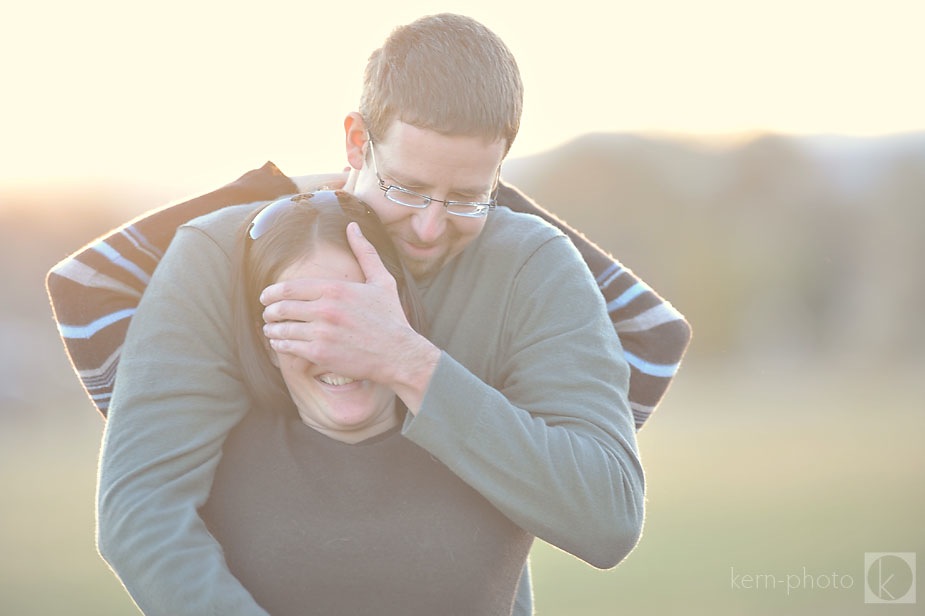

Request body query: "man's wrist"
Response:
[390, 332, 441, 416]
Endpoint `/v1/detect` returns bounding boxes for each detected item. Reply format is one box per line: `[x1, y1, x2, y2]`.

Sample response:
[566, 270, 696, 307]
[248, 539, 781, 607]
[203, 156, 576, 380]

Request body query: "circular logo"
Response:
[867, 554, 914, 601]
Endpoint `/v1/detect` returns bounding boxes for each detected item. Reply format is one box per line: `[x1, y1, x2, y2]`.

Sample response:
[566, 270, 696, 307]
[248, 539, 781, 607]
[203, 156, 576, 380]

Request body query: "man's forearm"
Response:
[404, 230, 644, 570]
[98, 215, 268, 615]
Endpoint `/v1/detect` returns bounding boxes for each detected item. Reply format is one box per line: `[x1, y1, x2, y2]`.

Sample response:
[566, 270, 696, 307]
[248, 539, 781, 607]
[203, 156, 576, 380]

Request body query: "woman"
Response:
[199, 191, 533, 615]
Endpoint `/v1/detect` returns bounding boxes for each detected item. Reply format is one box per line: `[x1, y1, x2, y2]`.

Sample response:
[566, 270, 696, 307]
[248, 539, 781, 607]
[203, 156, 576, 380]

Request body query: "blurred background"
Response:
[2, 1, 923, 614]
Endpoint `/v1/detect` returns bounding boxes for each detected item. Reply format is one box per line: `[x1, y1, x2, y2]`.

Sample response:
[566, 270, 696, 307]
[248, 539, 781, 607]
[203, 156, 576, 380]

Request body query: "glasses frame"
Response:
[366, 137, 497, 218]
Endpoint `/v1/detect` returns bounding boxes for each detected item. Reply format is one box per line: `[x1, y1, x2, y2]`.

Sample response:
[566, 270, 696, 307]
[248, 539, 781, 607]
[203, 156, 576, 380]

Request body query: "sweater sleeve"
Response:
[403, 235, 644, 570]
[45, 162, 296, 416]
[47, 168, 688, 428]
[497, 181, 691, 428]
[97, 221, 269, 616]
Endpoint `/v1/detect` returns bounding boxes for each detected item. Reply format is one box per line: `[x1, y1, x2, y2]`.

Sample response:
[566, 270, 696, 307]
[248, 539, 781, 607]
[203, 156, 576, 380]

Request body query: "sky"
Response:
[2, 0, 923, 200]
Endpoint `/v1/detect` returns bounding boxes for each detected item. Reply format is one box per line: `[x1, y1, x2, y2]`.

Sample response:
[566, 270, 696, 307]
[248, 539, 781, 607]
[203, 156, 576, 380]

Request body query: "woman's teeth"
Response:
[318, 374, 356, 386]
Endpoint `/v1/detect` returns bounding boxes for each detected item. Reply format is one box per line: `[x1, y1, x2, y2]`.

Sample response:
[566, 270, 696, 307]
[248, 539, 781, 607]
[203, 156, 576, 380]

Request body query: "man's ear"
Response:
[344, 112, 369, 171]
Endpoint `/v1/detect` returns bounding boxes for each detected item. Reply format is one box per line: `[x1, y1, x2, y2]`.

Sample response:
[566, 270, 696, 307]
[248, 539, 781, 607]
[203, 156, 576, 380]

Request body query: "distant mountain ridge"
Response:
[506, 130, 925, 206]
[502, 131, 925, 364]
[2, 131, 923, 414]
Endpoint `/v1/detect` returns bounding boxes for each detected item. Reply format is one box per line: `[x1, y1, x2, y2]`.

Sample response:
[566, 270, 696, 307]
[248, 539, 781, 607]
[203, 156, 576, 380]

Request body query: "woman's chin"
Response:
[298, 400, 398, 443]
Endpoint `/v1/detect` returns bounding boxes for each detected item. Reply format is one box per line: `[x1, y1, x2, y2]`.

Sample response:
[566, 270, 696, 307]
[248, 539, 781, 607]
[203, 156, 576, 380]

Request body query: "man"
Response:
[48, 14, 690, 615]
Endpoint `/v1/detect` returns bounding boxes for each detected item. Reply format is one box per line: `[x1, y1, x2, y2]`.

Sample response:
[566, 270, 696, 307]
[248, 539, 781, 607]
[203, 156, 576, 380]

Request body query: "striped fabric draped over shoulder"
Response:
[46, 167, 690, 428]
[46, 162, 297, 416]
[495, 183, 692, 429]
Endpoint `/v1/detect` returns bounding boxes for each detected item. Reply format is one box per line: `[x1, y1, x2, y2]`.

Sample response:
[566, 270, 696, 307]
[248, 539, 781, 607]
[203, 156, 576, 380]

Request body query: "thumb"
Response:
[347, 222, 392, 285]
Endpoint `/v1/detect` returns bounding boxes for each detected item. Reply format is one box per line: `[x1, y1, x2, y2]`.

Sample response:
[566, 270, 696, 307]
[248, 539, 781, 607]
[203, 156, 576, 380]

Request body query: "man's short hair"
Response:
[360, 13, 523, 154]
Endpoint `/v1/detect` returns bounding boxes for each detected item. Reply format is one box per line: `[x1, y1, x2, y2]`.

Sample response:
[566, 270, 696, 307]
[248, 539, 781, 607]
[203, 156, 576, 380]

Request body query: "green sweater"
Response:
[98, 203, 643, 615]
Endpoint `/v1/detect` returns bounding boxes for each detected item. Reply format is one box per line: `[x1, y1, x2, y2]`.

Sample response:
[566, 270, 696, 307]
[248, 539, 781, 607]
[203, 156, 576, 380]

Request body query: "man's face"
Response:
[352, 121, 506, 282]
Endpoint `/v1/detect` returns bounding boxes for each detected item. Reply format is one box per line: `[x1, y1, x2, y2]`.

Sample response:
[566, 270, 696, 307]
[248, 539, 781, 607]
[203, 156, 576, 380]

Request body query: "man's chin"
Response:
[405, 256, 444, 283]
[406, 262, 437, 282]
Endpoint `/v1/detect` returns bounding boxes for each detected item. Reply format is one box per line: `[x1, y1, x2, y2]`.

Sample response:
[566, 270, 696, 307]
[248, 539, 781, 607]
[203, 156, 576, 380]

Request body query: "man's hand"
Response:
[260, 223, 440, 414]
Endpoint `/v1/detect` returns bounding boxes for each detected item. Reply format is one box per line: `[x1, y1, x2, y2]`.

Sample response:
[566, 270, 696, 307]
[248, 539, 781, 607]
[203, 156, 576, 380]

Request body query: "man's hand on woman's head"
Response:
[260, 224, 439, 414]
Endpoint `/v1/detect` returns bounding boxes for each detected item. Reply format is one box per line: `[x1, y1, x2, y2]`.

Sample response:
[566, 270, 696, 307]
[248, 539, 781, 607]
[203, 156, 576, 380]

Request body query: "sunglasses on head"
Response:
[247, 190, 375, 241]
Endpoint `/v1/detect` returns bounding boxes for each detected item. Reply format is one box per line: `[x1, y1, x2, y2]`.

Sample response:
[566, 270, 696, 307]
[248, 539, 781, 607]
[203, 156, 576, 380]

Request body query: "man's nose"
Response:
[410, 203, 447, 243]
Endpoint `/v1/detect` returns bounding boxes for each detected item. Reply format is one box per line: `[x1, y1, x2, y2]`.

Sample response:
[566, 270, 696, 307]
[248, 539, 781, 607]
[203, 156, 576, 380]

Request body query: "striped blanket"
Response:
[46, 162, 690, 429]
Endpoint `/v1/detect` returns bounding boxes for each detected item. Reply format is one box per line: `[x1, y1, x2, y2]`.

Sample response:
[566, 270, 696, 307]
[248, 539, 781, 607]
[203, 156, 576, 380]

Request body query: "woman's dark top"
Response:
[200, 405, 534, 616]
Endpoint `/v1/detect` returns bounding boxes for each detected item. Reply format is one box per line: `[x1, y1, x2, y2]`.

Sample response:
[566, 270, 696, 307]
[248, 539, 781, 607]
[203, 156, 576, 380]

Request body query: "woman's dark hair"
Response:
[232, 190, 424, 412]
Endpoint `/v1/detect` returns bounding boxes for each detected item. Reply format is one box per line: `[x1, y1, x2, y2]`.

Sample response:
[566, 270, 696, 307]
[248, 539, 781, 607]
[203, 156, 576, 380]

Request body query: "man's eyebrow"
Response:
[380, 163, 426, 189]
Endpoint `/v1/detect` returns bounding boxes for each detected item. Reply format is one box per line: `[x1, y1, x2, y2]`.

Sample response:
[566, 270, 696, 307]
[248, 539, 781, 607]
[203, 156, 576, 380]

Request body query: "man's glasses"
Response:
[248, 190, 374, 241]
[367, 138, 496, 218]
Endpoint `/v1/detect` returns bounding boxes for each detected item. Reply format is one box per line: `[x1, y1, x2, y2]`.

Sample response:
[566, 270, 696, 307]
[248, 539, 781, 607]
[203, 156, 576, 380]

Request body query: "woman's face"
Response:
[271, 242, 398, 443]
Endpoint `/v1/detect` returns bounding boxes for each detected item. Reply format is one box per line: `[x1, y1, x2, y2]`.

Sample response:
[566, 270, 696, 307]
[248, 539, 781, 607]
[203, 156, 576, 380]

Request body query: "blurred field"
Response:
[3, 131, 922, 613]
[2, 361, 922, 615]
[530, 361, 924, 615]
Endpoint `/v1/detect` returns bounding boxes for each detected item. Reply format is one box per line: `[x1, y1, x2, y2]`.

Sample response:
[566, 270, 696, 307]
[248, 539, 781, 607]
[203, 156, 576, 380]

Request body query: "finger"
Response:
[263, 284, 354, 326]
[262, 299, 320, 325]
[260, 277, 327, 306]
[267, 334, 345, 376]
[346, 222, 393, 286]
[263, 319, 315, 342]
[267, 337, 320, 363]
